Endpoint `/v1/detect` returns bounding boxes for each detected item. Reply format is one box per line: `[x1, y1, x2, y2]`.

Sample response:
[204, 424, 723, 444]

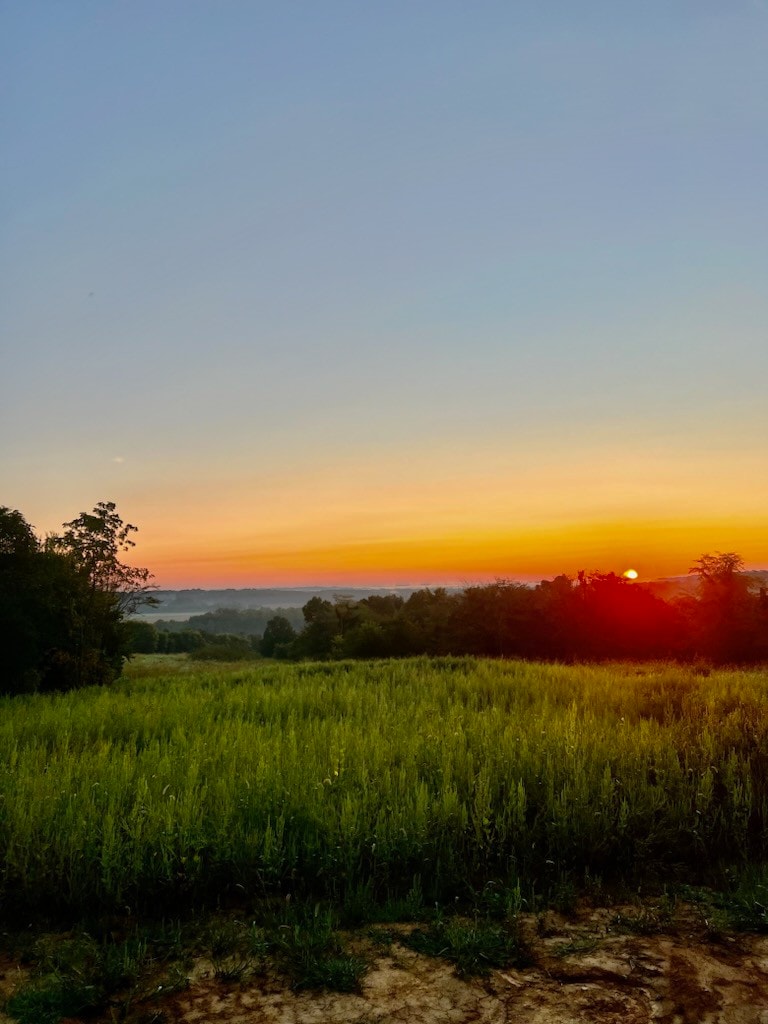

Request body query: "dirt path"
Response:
[160, 908, 768, 1024]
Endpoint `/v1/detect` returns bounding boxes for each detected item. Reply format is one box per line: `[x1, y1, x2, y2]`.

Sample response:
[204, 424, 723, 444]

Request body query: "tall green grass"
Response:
[1, 657, 767, 917]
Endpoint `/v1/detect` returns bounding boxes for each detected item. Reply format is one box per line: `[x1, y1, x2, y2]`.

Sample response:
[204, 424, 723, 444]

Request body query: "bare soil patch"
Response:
[153, 905, 768, 1024]
[3, 904, 768, 1023]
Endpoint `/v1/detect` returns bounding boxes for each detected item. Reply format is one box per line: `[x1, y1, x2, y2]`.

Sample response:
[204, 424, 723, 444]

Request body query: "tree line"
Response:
[133, 555, 768, 667]
[2, 500, 767, 697]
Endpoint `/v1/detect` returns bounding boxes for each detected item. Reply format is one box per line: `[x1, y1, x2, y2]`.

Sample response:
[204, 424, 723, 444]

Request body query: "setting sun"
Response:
[623, 569, 639, 580]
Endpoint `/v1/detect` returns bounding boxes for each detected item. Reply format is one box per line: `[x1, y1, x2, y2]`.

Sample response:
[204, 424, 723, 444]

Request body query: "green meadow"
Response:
[3, 656, 768, 920]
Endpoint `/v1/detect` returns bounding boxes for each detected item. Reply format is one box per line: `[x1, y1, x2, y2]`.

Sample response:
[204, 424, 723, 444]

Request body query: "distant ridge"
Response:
[136, 586, 457, 618]
[135, 573, 768, 619]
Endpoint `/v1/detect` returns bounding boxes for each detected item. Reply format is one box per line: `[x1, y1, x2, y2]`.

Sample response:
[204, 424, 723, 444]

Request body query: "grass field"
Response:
[2, 655, 768, 921]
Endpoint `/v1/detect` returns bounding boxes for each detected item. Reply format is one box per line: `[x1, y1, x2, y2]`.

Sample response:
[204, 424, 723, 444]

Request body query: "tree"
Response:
[294, 597, 339, 658]
[125, 620, 159, 654]
[51, 501, 155, 615]
[259, 615, 297, 657]
[0, 507, 49, 691]
[403, 588, 458, 655]
[457, 580, 535, 657]
[573, 571, 685, 660]
[44, 502, 156, 687]
[0, 501, 154, 693]
[688, 552, 755, 662]
[0, 506, 39, 556]
[689, 552, 745, 584]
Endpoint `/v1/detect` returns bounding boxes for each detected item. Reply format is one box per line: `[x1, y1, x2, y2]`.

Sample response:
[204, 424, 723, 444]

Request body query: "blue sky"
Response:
[2, 2, 767, 584]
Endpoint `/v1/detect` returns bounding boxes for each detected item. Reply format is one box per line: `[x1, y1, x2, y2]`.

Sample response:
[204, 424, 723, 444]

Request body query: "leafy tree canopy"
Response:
[0, 501, 154, 694]
[0, 506, 39, 556]
[689, 551, 745, 583]
[50, 501, 155, 614]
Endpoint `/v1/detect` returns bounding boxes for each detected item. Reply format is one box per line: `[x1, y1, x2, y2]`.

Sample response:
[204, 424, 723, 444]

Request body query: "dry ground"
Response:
[159, 907, 768, 1024]
[4, 902, 767, 1024]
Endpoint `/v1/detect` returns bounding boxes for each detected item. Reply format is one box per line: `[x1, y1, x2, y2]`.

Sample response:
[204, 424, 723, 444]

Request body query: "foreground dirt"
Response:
[3, 905, 768, 1024]
[155, 906, 768, 1024]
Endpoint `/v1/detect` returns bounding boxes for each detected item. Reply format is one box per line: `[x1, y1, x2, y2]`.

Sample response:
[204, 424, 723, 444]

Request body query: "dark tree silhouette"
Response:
[259, 615, 297, 657]
[688, 552, 758, 662]
[0, 502, 154, 693]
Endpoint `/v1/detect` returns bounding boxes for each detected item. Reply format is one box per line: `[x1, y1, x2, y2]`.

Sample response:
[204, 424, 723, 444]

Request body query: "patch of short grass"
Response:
[201, 918, 272, 982]
[6, 979, 100, 1024]
[1, 922, 191, 1024]
[679, 870, 768, 934]
[403, 912, 530, 977]
[275, 903, 368, 992]
[292, 953, 368, 992]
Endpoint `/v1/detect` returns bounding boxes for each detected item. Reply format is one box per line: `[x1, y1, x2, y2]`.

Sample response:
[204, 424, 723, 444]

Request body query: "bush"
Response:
[191, 636, 257, 661]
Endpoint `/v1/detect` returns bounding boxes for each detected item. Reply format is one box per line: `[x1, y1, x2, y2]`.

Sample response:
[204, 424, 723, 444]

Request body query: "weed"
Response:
[404, 913, 529, 976]
[1, 922, 194, 1024]
[681, 870, 768, 934]
[549, 876, 578, 916]
[610, 896, 677, 936]
[145, 962, 190, 999]
[248, 923, 273, 964]
[553, 935, 600, 957]
[340, 883, 378, 926]
[203, 919, 257, 982]
[292, 953, 368, 992]
[6, 979, 100, 1024]
[3, 658, 768, 924]
[474, 879, 523, 920]
[366, 876, 428, 923]
[366, 927, 395, 948]
[275, 903, 368, 991]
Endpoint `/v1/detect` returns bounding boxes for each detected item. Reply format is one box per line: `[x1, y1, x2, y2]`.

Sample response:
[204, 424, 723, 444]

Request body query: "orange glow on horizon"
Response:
[103, 435, 768, 589]
[131, 517, 768, 589]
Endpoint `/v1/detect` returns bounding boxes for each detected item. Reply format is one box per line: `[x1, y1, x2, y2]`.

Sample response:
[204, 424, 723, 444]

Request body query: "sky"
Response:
[2, 1, 767, 588]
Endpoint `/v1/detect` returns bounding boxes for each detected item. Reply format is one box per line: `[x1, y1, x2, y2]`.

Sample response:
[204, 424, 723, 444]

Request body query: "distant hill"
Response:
[134, 586, 451, 620]
[133, 574, 768, 622]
